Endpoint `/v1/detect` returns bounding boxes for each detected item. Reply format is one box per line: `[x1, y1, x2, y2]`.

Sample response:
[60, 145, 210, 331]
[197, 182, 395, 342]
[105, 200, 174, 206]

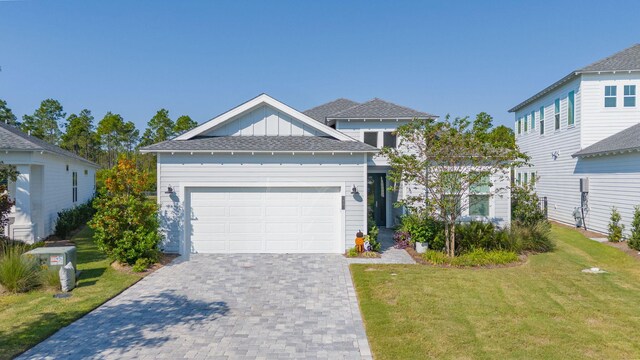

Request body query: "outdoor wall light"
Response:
[351, 184, 359, 195]
[165, 185, 175, 194]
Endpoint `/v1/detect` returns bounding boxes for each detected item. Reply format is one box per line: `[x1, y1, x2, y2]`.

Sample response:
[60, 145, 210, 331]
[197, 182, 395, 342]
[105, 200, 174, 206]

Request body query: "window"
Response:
[523, 172, 528, 184]
[469, 174, 490, 217]
[72, 171, 78, 203]
[530, 111, 535, 129]
[517, 118, 521, 135]
[568, 91, 575, 126]
[517, 173, 522, 185]
[554, 98, 560, 130]
[530, 172, 536, 186]
[624, 85, 636, 107]
[539, 106, 545, 135]
[524, 115, 528, 132]
[383, 132, 397, 148]
[605, 86, 617, 107]
[363, 132, 377, 147]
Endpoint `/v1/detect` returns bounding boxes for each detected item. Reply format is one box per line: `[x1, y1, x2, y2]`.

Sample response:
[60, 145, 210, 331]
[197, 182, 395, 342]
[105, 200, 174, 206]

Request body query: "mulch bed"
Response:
[344, 251, 381, 259]
[111, 253, 179, 276]
[404, 245, 527, 269]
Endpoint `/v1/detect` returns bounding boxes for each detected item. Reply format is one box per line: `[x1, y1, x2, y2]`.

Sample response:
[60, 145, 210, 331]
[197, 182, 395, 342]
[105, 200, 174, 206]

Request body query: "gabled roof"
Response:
[572, 122, 640, 158]
[0, 121, 98, 167]
[174, 94, 353, 142]
[303, 98, 360, 124]
[140, 136, 378, 153]
[509, 44, 640, 113]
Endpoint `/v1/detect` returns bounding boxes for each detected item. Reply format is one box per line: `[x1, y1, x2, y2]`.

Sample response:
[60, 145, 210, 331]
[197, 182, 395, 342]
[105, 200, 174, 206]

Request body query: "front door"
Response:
[367, 173, 386, 227]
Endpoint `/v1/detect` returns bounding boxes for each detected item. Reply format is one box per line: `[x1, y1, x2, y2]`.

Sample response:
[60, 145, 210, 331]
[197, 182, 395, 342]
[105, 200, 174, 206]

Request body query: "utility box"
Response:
[22, 246, 77, 271]
[580, 178, 589, 193]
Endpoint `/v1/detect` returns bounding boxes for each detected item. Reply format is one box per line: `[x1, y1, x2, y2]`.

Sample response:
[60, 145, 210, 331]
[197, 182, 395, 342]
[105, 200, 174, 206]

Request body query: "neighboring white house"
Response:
[512, 44, 640, 235]
[1, 122, 98, 243]
[141, 93, 512, 255]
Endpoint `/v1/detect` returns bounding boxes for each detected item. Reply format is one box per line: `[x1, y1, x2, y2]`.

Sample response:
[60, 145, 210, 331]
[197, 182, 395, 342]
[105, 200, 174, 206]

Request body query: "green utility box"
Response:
[23, 246, 77, 271]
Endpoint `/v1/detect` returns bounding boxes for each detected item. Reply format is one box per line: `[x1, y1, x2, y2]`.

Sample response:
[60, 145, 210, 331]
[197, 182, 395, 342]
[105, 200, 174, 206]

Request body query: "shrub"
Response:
[367, 225, 381, 252]
[608, 207, 624, 242]
[392, 231, 412, 249]
[628, 206, 640, 251]
[423, 249, 518, 267]
[89, 158, 162, 265]
[511, 184, 546, 226]
[0, 244, 40, 293]
[455, 221, 510, 253]
[346, 247, 358, 257]
[509, 222, 554, 253]
[54, 200, 95, 239]
[40, 267, 61, 290]
[132, 257, 153, 272]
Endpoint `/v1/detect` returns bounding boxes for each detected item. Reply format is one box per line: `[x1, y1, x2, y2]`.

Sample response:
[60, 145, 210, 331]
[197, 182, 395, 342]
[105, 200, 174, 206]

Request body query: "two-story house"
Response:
[141, 94, 511, 255]
[511, 44, 640, 235]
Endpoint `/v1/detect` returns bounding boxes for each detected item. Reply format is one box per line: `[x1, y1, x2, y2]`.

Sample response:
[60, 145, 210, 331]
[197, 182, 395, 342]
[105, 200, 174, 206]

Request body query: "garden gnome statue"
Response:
[355, 230, 365, 253]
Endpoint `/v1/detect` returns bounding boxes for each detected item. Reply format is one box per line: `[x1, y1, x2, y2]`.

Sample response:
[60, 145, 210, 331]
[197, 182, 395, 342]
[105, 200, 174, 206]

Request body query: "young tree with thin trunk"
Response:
[382, 114, 527, 257]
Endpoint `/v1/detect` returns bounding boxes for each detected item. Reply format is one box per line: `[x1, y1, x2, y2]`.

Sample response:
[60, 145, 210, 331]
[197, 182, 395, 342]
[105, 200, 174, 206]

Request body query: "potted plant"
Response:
[415, 240, 428, 254]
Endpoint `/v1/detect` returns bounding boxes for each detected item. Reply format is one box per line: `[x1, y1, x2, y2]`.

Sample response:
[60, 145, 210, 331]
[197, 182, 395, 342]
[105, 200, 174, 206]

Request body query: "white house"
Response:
[1, 122, 98, 243]
[512, 44, 640, 235]
[141, 94, 512, 254]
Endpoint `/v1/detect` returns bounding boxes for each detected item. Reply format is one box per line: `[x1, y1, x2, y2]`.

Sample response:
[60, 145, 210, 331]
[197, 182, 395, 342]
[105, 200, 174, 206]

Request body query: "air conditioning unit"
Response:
[580, 178, 589, 193]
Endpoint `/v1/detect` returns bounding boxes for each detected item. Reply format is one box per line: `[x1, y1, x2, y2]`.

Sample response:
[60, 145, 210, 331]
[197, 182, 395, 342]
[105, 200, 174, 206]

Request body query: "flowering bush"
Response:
[89, 158, 161, 267]
[393, 231, 412, 249]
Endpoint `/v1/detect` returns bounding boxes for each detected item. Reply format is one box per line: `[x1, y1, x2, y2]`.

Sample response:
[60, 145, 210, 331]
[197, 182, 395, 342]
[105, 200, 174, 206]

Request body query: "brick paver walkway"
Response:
[19, 254, 372, 360]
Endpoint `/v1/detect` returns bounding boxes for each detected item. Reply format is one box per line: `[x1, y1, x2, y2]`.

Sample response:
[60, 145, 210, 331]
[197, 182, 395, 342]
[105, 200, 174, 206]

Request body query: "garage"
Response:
[187, 187, 342, 253]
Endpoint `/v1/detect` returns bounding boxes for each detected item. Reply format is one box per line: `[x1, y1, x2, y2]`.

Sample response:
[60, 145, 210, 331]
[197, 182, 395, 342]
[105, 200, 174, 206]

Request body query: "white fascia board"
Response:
[139, 149, 379, 154]
[175, 94, 354, 142]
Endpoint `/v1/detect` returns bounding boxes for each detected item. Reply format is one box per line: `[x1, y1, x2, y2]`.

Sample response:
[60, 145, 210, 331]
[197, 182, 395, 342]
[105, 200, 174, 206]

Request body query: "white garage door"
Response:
[187, 187, 342, 253]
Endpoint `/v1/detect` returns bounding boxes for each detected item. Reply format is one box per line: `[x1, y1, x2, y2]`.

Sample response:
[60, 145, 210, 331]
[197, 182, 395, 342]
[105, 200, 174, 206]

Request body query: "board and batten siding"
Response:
[574, 152, 640, 236]
[515, 77, 583, 227]
[336, 119, 410, 166]
[580, 73, 640, 148]
[203, 104, 323, 137]
[157, 153, 366, 253]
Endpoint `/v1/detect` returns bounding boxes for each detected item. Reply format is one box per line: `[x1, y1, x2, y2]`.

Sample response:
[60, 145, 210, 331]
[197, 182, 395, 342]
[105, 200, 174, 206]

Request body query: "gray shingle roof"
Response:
[328, 98, 435, 119]
[141, 136, 378, 153]
[303, 98, 360, 124]
[580, 44, 640, 72]
[0, 121, 98, 166]
[572, 122, 640, 158]
[509, 44, 640, 113]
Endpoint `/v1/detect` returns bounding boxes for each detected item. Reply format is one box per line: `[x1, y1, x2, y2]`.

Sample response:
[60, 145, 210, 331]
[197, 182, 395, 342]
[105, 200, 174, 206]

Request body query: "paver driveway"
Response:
[19, 254, 371, 360]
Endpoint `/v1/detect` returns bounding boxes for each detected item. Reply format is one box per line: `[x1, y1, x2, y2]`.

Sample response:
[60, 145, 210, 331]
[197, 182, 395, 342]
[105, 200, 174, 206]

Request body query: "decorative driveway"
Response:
[19, 254, 372, 360]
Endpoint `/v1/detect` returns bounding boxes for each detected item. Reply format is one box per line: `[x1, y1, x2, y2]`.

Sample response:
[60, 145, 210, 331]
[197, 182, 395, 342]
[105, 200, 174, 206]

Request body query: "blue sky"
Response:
[1, 0, 639, 131]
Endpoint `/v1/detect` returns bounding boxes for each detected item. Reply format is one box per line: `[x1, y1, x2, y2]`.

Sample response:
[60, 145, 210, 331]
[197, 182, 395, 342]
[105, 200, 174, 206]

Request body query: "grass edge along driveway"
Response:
[0, 227, 143, 360]
[351, 224, 640, 360]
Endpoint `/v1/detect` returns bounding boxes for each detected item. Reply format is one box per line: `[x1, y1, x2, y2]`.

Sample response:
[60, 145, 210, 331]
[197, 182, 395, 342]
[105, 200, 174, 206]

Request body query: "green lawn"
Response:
[0, 227, 142, 359]
[352, 225, 640, 360]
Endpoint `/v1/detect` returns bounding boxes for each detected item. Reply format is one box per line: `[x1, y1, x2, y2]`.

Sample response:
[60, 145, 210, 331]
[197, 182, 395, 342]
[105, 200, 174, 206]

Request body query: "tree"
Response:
[96, 112, 139, 167]
[21, 99, 66, 144]
[60, 109, 100, 162]
[140, 109, 175, 147]
[382, 114, 527, 257]
[0, 163, 19, 236]
[89, 158, 161, 266]
[173, 115, 197, 135]
[608, 207, 624, 242]
[628, 206, 640, 251]
[0, 99, 18, 126]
